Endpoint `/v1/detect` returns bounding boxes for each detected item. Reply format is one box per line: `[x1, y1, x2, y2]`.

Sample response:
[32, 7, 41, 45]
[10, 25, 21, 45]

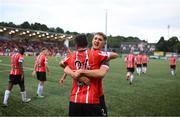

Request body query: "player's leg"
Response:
[137, 66, 141, 76]
[129, 73, 134, 85]
[144, 65, 147, 73]
[36, 72, 46, 98]
[170, 65, 174, 76]
[171, 65, 176, 76]
[3, 75, 14, 106]
[3, 82, 13, 106]
[126, 68, 130, 80]
[37, 81, 45, 98]
[100, 95, 108, 117]
[129, 68, 135, 85]
[126, 72, 130, 80]
[174, 66, 176, 76]
[19, 79, 31, 103]
[136, 67, 138, 75]
[140, 65, 142, 74]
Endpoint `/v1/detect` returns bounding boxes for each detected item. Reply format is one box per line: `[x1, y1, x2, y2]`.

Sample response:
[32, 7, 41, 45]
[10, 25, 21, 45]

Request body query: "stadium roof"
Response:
[0, 26, 74, 41]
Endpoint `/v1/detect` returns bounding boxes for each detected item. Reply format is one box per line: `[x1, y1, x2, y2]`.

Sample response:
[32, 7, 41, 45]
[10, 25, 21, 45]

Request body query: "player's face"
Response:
[44, 50, 50, 56]
[92, 35, 105, 50]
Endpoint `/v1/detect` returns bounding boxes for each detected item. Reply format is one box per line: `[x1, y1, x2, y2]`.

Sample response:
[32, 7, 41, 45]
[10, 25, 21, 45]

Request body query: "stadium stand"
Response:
[0, 26, 74, 56]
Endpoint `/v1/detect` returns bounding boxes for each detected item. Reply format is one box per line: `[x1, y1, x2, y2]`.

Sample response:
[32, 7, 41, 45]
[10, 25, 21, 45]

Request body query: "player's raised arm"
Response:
[107, 52, 119, 61]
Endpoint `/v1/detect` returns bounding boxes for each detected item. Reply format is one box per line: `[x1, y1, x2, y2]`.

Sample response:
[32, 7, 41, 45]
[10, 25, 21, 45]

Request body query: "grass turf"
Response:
[0, 56, 179, 116]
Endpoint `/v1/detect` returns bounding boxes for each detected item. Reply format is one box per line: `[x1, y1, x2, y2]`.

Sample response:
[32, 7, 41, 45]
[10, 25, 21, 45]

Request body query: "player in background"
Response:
[3, 47, 31, 106]
[124, 51, 135, 85]
[169, 54, 177, 76]
[135, 52, 142, 76]
[32, 47, 50, 98]
[142, 53, 149, 74]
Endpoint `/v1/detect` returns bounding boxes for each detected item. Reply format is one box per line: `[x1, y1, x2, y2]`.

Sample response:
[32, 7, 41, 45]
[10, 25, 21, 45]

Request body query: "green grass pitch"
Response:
[0, 56, 180, 116]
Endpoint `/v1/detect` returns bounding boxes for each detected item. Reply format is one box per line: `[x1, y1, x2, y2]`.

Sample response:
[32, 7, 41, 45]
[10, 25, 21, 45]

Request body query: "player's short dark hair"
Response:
[94, 32, 107, 41]
[18, 47, 25, 55]
[75, 34, 88, 48]
[41, 47, 48, 51]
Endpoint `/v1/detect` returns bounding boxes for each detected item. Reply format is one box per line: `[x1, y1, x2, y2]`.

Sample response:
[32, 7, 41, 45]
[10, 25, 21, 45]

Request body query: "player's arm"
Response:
[59, 54, 71, 68]
[46, 64, 49, 72]
[76, 65, 109, 79]
[45, 57, 50, 73]
[59, 61, 68, 84]
[64, 66, 78, 79]
[67, 48, 72, 54]
[32, 62, 37, 77]
[59, 73, 67, 85]
[19, 59, 24, 80]
[64, 66, 91, 85]
[76, 56, 110, 79]
[107, 52, 119, 61]
[59, 61, 66, 68]
[58, 56, 69, 84]
[20, 62, 24, 80]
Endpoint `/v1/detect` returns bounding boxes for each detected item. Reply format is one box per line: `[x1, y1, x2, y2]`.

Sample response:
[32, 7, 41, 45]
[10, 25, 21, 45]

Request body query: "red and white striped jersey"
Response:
[35, 53, 48, 72]
[10, 53, 24, 75]
[135, 55, 143, 64]
[125, 54, 135, 68]
[169, 56, 176, 65]
[142, 55, 149, 64]
[62, 49, 109, 104]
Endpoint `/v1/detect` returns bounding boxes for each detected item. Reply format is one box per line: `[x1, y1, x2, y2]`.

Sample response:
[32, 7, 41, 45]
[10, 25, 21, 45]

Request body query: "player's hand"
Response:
[32, 71, 36, 78]
[78, 76, 91, 85]
[74, 69, 83, 79]
[59, 79, 64, 85]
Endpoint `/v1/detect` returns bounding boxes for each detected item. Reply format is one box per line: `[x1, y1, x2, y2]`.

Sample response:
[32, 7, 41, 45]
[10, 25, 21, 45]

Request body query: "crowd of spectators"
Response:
[120, 42, 156, 55]
[0, 39, 157, 57]
[0, 39, 67, 56]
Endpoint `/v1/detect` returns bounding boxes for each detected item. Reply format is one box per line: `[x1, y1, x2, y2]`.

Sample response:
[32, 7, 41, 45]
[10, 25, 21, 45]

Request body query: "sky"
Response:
[0, 0, 180, 43]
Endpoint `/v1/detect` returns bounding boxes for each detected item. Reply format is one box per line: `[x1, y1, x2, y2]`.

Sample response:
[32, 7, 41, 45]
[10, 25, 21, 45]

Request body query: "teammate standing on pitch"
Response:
[135, 52, 142, 76]
[32, 47, 50, 98]
[142, 53, 149, 74]
[2, 47, 31, 106]
[169, 54, 177, 76]
[124, 50, 135, 85]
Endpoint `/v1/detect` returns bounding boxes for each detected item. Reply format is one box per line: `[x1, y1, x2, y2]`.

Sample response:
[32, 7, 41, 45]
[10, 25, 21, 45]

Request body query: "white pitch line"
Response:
[0, 69, 31, 72]
[0, 69, 10, 72]
[0, 63, 34, 70]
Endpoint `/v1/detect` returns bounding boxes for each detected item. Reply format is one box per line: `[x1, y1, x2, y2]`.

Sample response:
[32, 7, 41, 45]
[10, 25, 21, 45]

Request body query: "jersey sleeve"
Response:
[61, 53, 72, 66]
[100, 60, 110, 69]
[98, 51, 109, 62]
